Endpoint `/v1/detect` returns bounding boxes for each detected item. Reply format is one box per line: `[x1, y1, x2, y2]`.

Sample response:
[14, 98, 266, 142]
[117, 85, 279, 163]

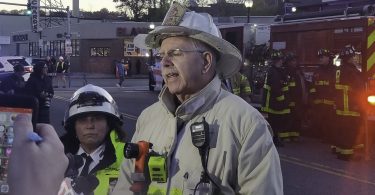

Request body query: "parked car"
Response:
[148, 61, 163, 91]
[25, 57, 48, 66]
[0, 56, 33, 81]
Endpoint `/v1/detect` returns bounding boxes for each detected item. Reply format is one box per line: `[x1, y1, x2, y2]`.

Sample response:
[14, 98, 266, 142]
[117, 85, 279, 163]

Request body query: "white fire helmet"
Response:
[64, 84, 122, 128]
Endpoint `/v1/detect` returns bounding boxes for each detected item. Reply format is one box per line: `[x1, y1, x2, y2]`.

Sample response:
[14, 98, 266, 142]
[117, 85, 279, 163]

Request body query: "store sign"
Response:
[65, 39, 72, 55]
[31, 0, 40, 33]
[12, 34, 28, 42]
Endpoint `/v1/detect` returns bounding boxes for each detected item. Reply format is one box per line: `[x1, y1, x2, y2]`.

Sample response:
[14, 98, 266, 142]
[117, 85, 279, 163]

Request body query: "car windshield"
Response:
[7, 59, 30, 67]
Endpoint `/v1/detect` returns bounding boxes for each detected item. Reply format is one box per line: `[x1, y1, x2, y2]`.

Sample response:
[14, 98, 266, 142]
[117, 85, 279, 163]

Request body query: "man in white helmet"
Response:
[113, 2, 282, 195]
[60, 84, 126, 194]
[55, 56, 68, 88]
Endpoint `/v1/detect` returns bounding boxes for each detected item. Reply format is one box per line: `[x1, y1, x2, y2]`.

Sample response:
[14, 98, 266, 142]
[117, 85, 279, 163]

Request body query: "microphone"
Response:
[72, 175, 99, 194]
[65, 153, 84, 178]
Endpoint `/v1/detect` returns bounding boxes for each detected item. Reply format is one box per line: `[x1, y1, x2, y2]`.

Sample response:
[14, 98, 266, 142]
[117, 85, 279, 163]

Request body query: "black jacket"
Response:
[25, 73, 54, 123]
[0, 73, 25, 94]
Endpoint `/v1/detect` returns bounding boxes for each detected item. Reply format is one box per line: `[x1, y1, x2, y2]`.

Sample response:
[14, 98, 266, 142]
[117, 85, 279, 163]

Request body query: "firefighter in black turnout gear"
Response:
[309, 49, 337, 143]
[262, 50, 290, 147]
[284, 52, 307, 141]
[333, 45, 365, 161]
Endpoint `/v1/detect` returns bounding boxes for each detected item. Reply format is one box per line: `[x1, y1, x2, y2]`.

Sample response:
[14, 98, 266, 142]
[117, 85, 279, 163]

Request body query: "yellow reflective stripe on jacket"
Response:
[276, 95, 285, 101]
[147, 185, 182, 195]
[262, 85, 290, 114]
[354, 144, 364, 149]
[281, 86, 289, 92]
[336, 70, 340, 83]
[244, 86, 252, 93]
[289, 132, 300, 137]
[94, 131, 125, 195]
[289, 81, 296, 87]
[335, 84, 360, 116]
[309, 88, 316, 93]
[95, 166, 120, 195]
[233, 88, 240, 95]
[278, 132, 289, 138]
[289, 102, 295, 107]
[262, 107, 290, 114]
[340, 149, 354, 155]
[313, 99, 335, 105]
[315, 80, 329, 86]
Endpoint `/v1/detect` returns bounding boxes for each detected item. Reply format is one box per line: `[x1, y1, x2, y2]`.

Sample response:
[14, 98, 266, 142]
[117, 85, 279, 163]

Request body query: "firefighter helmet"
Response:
[339, 45, 356, 58]
[284, 52, 297, 62]
[63, 84, 123, 129]
[317, 48, 334, 58]
[270, 50, 284, 60]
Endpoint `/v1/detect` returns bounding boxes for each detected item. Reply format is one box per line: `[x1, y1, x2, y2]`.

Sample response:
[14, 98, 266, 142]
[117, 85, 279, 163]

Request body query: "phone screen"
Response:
[0, 106, 32, 194]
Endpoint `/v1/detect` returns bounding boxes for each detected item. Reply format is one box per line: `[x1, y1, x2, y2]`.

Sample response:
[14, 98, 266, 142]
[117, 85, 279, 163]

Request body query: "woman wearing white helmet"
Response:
[60, 84, 125, 194]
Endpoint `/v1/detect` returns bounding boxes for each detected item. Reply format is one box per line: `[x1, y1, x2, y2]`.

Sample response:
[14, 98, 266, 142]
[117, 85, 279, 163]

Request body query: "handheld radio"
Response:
[190, 117, 210, 149]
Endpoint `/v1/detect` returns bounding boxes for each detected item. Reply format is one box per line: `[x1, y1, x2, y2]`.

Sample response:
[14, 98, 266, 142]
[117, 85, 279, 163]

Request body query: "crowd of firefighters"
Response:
[230, 44, 365, 161]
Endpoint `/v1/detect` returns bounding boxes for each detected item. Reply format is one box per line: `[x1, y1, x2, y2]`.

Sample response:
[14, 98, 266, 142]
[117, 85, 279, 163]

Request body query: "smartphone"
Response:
[0, 94, 39, 194]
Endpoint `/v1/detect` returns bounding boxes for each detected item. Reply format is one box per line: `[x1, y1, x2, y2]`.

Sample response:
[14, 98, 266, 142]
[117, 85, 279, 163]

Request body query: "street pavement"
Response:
[52, 73, 150, 91]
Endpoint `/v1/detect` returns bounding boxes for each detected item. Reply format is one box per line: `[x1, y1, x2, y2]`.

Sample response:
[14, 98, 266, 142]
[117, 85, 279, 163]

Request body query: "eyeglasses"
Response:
[155, 49, 205, 61]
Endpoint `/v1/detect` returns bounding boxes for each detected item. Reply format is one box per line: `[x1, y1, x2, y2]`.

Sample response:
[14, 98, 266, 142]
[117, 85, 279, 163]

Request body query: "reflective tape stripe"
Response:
[336, 70, 340, 83]
[281, 86, 289, 92]
[276, 95, 285, 101]
[147, 185, 183, 195]
[336, 110, 360, 116]
[289, 132, 300, 137]
[278, 132, 290, 138]
[262, 84, 290, 114]
[261, 107, 291, 114]
[340, 149, 354, 155]
[354, 144, 364, 149]
[289, 102, 295, 107]
[335, 84, 360, 116]
[367, 21, 375, 71]
[323, 99, 335, 105]
[313, 99, 334, 105]
[244, 86, 252, 93]
[289, 81, 296, 87]
[309, 88, 316, 93]
[233, 88, 240, 95]
[315, 80, 329, 86]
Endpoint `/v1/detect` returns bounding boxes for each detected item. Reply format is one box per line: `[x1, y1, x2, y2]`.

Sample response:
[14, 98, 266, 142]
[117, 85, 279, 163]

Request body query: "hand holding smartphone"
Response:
[0, 94, 39, 193]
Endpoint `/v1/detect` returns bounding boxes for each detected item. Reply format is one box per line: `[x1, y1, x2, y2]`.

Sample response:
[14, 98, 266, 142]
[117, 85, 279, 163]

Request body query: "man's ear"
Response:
[202, 51, 214, 74]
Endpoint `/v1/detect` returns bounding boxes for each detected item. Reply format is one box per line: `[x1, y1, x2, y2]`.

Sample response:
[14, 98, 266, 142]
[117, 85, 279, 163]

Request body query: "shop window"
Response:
[71, 40, 80, 57]
[90, 47, 110, 57]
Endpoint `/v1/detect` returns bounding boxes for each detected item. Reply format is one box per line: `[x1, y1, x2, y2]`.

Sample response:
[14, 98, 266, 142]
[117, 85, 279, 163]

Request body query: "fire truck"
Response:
[270, 15, 375, 159]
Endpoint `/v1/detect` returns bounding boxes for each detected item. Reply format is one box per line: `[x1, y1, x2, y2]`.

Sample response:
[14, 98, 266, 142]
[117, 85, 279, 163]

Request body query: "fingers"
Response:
[13, 114, 34, 146]
[36, 123, 62, 147]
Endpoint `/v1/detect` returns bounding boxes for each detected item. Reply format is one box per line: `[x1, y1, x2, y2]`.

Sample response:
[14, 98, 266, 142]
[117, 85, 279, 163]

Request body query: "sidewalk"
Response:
[52, 73, 150, 91]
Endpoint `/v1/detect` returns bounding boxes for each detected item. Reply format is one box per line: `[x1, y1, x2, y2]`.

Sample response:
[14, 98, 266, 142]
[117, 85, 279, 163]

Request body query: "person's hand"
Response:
[9, 114, 68, 195]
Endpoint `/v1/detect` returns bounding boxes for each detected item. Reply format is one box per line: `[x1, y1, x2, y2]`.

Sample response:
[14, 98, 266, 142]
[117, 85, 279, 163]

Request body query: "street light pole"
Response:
[247, 7, 250, 23]
[244, 0, 253, 23]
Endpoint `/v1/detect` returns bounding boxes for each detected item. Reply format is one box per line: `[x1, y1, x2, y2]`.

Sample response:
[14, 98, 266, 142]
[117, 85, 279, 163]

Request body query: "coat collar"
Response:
[159, 75, 222, 122]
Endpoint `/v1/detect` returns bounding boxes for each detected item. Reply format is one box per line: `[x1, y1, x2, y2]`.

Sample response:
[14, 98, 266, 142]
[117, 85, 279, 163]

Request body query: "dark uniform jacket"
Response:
[0, 73, 25, 94]
[310, 65, 337, 106]
[262, 65, 290, 114]
[25, 74, 54, 123]
[335, 64, 364, 116]
[286, 67, 307, 109]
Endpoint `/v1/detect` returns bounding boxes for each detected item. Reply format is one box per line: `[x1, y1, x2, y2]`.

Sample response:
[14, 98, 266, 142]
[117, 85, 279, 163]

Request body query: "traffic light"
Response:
[26, 3, 32, 15]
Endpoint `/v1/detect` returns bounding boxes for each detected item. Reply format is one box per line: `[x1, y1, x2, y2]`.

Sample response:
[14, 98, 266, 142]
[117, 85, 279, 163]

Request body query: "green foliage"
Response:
[113, 0, 152, 21]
